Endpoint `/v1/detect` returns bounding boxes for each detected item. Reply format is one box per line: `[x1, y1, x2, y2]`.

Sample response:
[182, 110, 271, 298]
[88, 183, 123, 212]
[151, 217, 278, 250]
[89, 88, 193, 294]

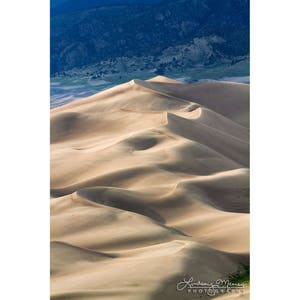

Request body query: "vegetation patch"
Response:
[229, 264, 250, 284]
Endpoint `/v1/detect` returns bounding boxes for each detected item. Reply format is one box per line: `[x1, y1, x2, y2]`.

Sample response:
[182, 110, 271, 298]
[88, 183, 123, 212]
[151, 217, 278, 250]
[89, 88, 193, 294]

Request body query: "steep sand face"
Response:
[51, 76, 249, 300]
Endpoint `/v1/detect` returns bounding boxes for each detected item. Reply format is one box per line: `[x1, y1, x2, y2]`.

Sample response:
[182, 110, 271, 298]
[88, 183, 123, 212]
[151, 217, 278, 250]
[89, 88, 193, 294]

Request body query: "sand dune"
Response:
[51, 76, 249, 299]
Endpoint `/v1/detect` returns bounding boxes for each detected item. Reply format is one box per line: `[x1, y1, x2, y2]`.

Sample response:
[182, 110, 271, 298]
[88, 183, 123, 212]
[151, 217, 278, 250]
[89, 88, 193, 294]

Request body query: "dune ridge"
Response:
[51, 76, 249, 300]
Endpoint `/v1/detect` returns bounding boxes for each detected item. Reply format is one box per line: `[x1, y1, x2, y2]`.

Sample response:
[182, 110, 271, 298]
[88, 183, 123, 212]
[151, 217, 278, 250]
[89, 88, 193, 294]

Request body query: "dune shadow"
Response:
[77, 186, 165, 223]
[150, 245, 249, 300]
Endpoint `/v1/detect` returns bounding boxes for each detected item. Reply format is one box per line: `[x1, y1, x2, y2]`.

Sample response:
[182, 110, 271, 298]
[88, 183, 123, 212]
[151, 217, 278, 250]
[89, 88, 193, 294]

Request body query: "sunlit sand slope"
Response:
[51, 76, 249, 300]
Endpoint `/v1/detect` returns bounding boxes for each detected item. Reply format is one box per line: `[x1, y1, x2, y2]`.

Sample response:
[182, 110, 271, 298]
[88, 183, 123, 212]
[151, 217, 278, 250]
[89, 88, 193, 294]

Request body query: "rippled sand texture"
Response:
[51, 76, 250, 300]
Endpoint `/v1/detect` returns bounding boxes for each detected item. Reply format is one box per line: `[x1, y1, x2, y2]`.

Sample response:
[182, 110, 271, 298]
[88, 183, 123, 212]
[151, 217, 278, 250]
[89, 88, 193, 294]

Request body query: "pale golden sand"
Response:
[51, 76, 249, 300]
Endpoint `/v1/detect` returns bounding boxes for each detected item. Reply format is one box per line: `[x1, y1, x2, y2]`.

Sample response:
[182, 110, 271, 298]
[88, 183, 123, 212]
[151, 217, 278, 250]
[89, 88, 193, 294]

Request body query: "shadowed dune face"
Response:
[51, 76, 249, 300]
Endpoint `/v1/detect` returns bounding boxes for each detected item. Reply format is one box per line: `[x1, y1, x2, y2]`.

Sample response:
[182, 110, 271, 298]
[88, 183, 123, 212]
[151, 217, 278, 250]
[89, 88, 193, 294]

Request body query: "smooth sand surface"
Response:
[51, 76, 249, 300]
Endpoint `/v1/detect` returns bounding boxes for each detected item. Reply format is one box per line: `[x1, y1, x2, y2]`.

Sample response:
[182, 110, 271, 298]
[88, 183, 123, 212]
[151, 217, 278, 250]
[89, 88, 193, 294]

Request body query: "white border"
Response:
[0, 0, 49, 299]
[251, 0, 300, 299]
[1, 0, 300, 299]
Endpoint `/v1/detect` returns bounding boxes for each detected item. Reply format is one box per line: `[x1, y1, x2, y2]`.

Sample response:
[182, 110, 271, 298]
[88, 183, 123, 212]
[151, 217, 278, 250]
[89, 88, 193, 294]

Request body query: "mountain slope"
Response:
[51, 0, 161, 16]
[50, 0, 249, 74]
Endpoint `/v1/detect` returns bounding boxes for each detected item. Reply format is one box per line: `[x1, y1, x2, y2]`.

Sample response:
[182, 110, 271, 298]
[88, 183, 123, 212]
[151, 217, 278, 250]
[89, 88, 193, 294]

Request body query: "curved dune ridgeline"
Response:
[51, 76, 249, 300]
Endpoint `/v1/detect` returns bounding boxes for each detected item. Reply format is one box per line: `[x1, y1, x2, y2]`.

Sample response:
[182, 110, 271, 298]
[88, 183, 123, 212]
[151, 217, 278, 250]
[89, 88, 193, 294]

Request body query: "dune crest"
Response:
[51, 76, 249, 300]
